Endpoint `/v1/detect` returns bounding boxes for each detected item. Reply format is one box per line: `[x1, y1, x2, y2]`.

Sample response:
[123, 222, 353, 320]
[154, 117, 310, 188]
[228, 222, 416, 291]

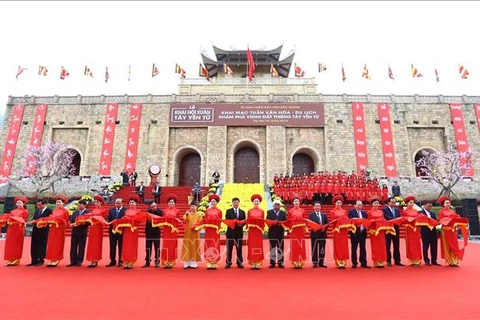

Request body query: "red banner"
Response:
[352, 102, 368, 173]
[26, 104, 48, 175]
[99, 103, 119, 175]
[377, 103, 397, 177]
[0, 104, 25, 183]
[450, 104, 474, 176]
[124, 103, 142, 174]
[474, 104, 480, 137]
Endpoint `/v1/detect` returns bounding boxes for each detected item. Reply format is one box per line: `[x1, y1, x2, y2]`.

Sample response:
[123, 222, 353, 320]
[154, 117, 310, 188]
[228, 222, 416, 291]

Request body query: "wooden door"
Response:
[234, 147, 259, 183]
[178, 153, 201, 186]
[292, 153, 314, 176]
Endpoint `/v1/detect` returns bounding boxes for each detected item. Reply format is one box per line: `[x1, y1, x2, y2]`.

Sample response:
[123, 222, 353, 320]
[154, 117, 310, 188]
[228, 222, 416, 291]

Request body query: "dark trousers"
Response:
[269, 237, 285, 265]
[226, 236, 243, 265]
[311, 235, 326, 266]
[421, 231, 438, 264]
[145, 236, 160, 264]
[70, 228, 87, 264]
[30, 227, 48, 264]
[153, 194, 160, 204]
[386, 231, 401, 264]
[109, 231, 123, 263]
[350, 231, 367, 266]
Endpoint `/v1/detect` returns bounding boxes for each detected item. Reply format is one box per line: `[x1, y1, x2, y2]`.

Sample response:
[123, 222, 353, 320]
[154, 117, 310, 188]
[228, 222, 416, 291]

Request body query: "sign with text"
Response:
[26, 104, 48, 175]
[0, 104, 25, 183]
[377, 103, 398, 177]
[352, 102, 369, 173]
[123, 103, 142, 174]
[99, 103, 119, 175]
[450, 104, 474, 176]
[169, 103, 325, 127]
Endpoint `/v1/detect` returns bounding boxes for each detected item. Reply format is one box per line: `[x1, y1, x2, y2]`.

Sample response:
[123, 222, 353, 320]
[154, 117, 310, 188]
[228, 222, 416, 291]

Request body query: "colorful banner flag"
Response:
[270, 64, 279, 77]
[435, 67, 440, 82]
[0, 104, 25, 183]
[223, 63, 233, 75]
[341, 64, 346, 82]
[38, 65, 48, 76]
[175, 63, 186, 79]
[459, 65, 469, 79]
[294, 64, 305, 77]
[84, 65, 93, 78]
[352, 102, 369, 173]
[450, 104, 474, 176]
[388, 65, 395, 80]
[99, 103, 119, 175]
[16, 66, 27, 80]
[362, 64, 371, 80]
[152, 63, 159, 77]
[25, 104, 48, 175]
[199, 63, 209, 80]
[411, 64, 423, 78]
[246, 47, 255, 82]
[105, 67, 110, 83]
[377, 103, 397, 177]
[318, 63, 327, 73]
[124, 103, 142, 174]
[60, 66, 69, 80]
[474, 104, 480, 139]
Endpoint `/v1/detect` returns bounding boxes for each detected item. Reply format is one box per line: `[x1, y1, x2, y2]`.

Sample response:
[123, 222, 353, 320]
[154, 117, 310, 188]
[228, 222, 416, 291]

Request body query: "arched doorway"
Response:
[292, 153, 314, 176]
[234, 147, 259, 183]
[69, 149, 81, 176]
[178, 152, 201, 186]
[414, 148, 435, 177]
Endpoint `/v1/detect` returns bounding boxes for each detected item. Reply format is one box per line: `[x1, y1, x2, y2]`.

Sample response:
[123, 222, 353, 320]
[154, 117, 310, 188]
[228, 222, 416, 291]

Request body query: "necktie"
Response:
[391, 207, 395, 218]
[79, 210, 84, 216]
[116, 208, 120, 219]
[426, 211, 431, 218]
[357, 210, 361, 218]
[317, 212, 322, 224]
[275, 211, 279, 218]
[235, 209, 238, 219]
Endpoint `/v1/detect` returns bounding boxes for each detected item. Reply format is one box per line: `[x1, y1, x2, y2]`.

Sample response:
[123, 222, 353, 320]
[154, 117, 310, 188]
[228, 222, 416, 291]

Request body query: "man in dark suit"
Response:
[106, 198, 126, 267]
[67, 200, 90, 267]
[420, 201, 440, 266]
[143, 202, 162, 268]
[27, 199, 52, 266]
[266, 200, 287, 268]
[383, 196, 404, 266]
[308, 202, 328, 268]
[391, 181, 401, 197]
[348, 200, 370, 268]
[152, 182, 162, 204]
[136, 181, 145, 204]
[225, 197, 246, 268]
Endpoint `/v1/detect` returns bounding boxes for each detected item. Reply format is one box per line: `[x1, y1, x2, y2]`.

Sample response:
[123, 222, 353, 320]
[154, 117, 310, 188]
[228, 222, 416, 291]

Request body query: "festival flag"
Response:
[318, 63, 327, 73]
[459, 65, 469, 79]
[388, 65, 395, 80]
[199, 63, 209, 80]
[38, 65, 48, 76]
[16, 66, 27, 80]
[84, 65, 93, 77]
[223, 63, 233, 75]
[152, 63, 159, 77]
[60, 66, 69, 80]
[246, 47, 255, 82]
[294, 64, 305, 77]
[105, 66, 110, 83]
[270, 64, 279, 77]
[362, 64, 371, 80]
[175, 63, 186, 79]
[128, 64, 131, 81]
[435, 67, 440, 82]
[411, 64, 423, 78]
[341, 64, 346, 82]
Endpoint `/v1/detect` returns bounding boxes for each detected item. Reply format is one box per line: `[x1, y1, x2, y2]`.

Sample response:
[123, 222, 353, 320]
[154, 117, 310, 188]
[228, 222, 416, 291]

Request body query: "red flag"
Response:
[16, 66, 27, 80]
[341, 64, 346, 82]
[105, 67, 110, 83]
[388, 65, 395, 80]
[459, 65, 469, 79]
[199, 63, 209, 80]
[60, 66, 69, 80]
[294, 64, 305, 77]
[246, 47, 255, 82]
[435, 67, 439, 82]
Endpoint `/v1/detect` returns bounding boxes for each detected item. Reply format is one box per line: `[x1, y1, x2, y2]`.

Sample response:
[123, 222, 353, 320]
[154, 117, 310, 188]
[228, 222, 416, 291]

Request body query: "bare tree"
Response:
[415, 146, 478, 199]
[14, 141, 76, 198]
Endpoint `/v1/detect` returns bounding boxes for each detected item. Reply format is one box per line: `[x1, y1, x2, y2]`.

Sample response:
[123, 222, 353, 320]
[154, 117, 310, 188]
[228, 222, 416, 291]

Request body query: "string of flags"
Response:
[12, 62, 474, 82]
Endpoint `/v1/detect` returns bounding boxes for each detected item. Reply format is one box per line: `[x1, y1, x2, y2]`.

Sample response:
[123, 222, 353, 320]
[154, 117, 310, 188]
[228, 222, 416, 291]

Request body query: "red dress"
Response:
[438, 208, 466, 265]
[3, 208, 28, 264]
[44, 208, 70, 263]
[160, 207, 180, 266]
[287, 207, 306, 266]
[401, 207, 422, 265]
[85, 208, 108, 263]
[117, 209, 144, 266]
[204, 207, 222, 267]
[330, 207, 351, 267]
[367, 209, 393, 267]
[247, 207, 265, 266]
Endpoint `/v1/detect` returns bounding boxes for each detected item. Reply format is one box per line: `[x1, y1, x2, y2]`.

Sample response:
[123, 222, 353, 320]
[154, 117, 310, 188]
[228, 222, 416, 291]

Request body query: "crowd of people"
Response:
[272, 171, 391, 204]
[0, 192, 468, 270]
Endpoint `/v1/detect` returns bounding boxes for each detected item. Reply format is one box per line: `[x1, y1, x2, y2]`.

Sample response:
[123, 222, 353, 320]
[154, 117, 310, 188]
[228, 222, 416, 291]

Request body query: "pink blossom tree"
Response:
[415, 146, 478, 199]
[18, 141, 76, 198]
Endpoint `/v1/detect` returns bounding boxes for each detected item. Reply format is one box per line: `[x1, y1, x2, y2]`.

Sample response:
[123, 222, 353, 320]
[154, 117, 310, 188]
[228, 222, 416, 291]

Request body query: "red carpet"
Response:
[1, 237, 479, 320]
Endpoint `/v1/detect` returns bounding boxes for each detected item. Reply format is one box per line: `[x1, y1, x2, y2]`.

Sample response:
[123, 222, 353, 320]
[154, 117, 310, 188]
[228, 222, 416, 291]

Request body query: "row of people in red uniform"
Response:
[274, 170, 377, 186]
[0, 193, 467, 269]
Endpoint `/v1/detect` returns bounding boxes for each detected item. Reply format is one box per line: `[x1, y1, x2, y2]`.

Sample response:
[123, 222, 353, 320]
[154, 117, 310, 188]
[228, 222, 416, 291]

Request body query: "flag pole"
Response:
[246, 44, 249, 88]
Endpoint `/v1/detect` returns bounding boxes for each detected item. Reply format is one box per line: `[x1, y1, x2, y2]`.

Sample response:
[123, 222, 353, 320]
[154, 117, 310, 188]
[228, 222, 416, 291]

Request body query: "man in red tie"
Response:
[348, 200, 371, 268]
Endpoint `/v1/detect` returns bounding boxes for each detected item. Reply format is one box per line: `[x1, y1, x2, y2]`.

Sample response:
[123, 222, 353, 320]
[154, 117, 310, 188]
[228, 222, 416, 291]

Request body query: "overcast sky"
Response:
[1, 1, 479, 119]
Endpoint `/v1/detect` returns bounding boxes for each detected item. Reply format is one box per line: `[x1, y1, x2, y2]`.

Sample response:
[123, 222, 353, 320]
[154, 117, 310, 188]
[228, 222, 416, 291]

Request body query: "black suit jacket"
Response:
[137, 185, 145, 195]
[225, 207, 246, 238]
[348, 208, 367, 236]
[308, 211, 328, 238]
[107, 207, 126, 233]
[153, 186, 162, 195]
[419, 209, 437, 237]
[383, 206, 400, 235]
[266, 209, 287, 239]
[32, 207, 52, 232]
[146, 208, 163, 237]
[392, 185, 401, 196]
[70, 209, 91, 235]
